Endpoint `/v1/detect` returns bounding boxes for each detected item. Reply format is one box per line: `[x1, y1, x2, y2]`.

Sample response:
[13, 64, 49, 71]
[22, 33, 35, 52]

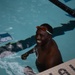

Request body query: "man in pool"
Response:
[21, 23, 63, 72]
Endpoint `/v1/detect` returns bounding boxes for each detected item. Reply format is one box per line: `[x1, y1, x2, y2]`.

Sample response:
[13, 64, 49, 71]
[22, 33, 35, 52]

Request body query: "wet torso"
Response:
[35, 39, 63, 72]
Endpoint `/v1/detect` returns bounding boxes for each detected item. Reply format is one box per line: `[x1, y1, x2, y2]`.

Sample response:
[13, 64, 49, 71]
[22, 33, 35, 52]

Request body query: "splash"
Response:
[0, 59, 24, 75]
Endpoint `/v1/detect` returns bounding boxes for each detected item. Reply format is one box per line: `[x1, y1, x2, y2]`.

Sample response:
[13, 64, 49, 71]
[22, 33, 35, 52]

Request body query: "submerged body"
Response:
[21, 23, 63, 72]
[24, 66, 36, 75]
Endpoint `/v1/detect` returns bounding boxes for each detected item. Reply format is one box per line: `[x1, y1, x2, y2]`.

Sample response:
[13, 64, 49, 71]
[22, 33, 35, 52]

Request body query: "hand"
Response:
[21, 53, 29, 60]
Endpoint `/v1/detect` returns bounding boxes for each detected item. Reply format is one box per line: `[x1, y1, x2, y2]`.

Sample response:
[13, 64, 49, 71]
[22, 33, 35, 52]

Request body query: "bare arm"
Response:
[45, 44, 63, 69]
[21, 45, 37, 60]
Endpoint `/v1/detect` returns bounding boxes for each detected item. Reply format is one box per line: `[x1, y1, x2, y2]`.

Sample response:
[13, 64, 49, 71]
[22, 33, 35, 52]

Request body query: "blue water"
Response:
[0, 0, 75, 75]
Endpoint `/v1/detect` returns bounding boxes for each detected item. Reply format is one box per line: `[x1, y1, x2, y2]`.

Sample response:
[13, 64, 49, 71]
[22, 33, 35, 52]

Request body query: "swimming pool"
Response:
[0, 0, 75, 75]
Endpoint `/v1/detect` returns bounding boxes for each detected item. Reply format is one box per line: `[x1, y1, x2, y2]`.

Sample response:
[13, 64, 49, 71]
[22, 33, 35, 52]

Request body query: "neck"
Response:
[41, 39, 52, 51]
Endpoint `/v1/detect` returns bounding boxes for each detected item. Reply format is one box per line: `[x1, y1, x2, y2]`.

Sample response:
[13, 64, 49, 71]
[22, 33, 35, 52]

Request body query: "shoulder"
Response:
[52, 39, 58, 47]
[48, 39, 59, 53]
[48, 39, 61, 59]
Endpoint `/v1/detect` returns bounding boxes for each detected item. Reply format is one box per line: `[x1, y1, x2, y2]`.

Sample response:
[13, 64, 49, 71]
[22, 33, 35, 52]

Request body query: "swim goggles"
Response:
[36, 26, 52, 35]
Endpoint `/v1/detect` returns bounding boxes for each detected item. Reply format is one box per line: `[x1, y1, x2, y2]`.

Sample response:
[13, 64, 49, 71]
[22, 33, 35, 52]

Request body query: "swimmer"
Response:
[21, 23, 63, 72]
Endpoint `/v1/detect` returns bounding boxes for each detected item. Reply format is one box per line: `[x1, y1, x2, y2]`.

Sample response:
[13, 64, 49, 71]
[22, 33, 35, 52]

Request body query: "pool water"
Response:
[0, 0, 75, 75]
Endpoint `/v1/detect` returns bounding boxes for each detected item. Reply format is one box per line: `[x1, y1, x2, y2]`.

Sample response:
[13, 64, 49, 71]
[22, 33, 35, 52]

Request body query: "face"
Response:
[35, 29, 50, 46]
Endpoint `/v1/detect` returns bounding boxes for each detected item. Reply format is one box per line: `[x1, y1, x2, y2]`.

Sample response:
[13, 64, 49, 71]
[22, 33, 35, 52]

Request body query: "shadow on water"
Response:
[0, 20, 75, 57]
[53, 20, 75, 37]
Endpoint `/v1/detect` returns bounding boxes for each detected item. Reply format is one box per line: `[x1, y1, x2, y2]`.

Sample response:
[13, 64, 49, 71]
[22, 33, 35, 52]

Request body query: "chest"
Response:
[36, 48, 49, 63]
